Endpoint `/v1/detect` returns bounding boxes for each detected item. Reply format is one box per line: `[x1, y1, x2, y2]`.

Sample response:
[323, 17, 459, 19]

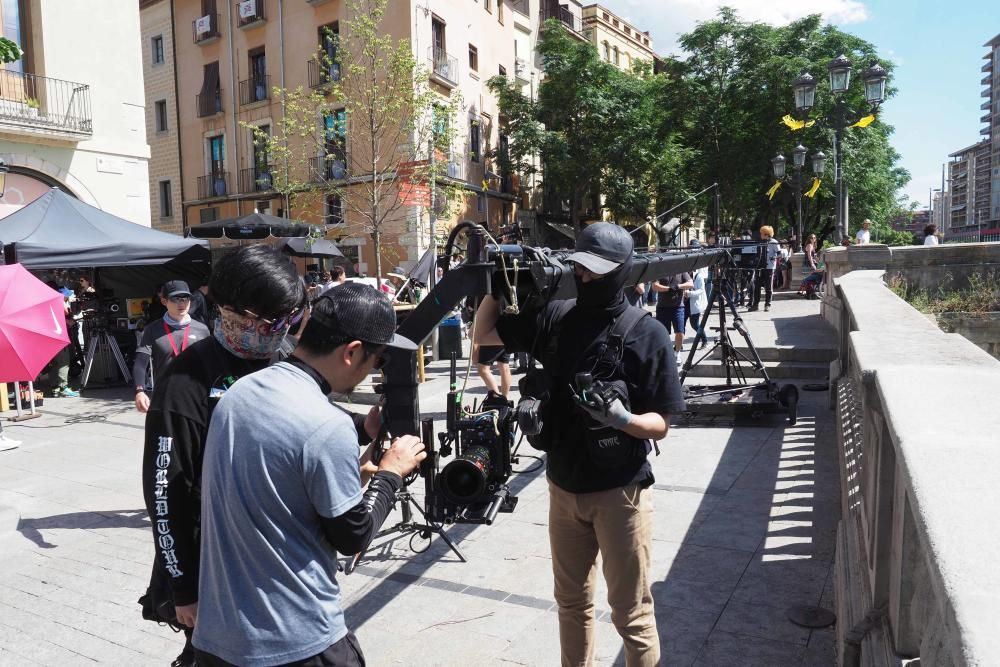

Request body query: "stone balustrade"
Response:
[829, 269, 1000, 666]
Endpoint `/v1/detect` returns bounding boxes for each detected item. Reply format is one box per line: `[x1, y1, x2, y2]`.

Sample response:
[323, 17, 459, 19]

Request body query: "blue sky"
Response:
[600, 0, 1000, 212]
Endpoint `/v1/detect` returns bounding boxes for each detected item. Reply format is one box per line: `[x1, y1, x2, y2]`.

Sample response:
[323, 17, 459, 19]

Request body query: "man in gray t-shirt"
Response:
[193, 284, 424, 667]
[133, 280, 209, 413]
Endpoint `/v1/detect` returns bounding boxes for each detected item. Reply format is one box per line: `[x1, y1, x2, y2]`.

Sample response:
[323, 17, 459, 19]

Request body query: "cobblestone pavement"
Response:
[0, 297, 838, 666]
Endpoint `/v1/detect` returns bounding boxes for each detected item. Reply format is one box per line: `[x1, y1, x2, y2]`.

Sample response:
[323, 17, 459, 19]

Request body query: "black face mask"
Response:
[574, 255, 633, 314]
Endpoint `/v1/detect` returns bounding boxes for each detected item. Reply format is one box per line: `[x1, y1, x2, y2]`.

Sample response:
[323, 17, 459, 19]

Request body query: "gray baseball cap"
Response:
[566, 222, 634, 275]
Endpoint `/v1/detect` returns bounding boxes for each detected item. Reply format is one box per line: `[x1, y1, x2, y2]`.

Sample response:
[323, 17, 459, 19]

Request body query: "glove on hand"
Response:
[572, 388, 631, 430]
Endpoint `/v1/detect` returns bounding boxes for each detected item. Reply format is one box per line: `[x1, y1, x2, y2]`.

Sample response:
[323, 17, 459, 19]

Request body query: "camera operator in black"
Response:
[475, 222, 685, 667]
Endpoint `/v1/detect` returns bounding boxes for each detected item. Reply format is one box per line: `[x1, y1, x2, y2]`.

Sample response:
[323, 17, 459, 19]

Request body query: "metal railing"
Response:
[312, 153, 349, 181]
[239, 76, 269, 106]
[428, 47, 458, 86]
[196, 91, 223, 117]
[0, 69, 92, 135]
[192, 13, 221, 44]
[198, 172, 230, 199]
[541, 6, 583, 34]
[239, 165, 274, 193]
[237, 0, 265, 27]
[308, 59, 340, 88]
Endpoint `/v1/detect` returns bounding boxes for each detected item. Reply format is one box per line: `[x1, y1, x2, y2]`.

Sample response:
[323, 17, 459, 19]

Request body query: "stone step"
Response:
[707, 345, 836, 363]
[680, 359, 829, 380]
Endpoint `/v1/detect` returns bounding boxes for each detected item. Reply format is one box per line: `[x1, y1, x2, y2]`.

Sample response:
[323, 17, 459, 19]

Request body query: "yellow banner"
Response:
[782, 115, 816, 131]
[482, 179, 489, 191]
[766, 181, 782, 200]
[850, 114, 876, 128]
[804, 177, 821, 198]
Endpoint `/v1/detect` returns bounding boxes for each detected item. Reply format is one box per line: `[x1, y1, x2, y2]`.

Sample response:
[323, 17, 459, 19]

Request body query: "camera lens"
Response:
[439, 445, 491, 505]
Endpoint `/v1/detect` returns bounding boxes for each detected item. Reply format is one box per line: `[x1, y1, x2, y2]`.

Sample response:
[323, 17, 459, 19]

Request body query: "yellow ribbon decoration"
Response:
[782, 115, 816, 131]
[804, 177, 821, 198]
[766, 181, 783, 200]
[850, 114, 876, 128]
[482, 179, 489, 191]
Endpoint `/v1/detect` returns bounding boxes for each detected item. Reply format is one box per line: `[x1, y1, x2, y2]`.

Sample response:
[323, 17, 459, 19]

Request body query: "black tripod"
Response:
[81, 323, 132, 388]
[344, 419, 466, 574]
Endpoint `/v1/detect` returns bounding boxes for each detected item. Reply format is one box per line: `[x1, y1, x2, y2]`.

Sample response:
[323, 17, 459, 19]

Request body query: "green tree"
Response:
[249, 0, 462, 282]
[671, 9, 909, 243]
[0, 37, 21, 64]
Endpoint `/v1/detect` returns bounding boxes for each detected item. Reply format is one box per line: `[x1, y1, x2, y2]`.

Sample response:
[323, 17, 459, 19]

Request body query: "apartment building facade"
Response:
[947, 141, 992, 241]
[581, 4, 656, 72]
[143, 0, 540, 275]
[141, 0, 183, 235]
[0, 0, 150, 224]
[984, 32, 1000, 231]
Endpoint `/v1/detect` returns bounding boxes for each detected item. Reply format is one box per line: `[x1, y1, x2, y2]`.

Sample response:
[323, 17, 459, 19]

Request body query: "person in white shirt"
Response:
[855, 219, 872, 245]
[923, 224, 939, 246]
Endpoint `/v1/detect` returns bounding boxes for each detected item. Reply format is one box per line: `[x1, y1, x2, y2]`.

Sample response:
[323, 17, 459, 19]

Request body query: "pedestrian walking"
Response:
[193, 285, 424, 667]
[749, 226, 780, 312]
[653, 272, 693, 353]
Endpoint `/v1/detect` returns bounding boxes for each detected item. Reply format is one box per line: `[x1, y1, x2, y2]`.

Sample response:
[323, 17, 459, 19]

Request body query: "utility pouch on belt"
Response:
[577, 377, 647, 467]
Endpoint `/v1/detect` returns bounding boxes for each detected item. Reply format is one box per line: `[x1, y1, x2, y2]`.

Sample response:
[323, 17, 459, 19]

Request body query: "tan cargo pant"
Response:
[548, 480, 659, 667]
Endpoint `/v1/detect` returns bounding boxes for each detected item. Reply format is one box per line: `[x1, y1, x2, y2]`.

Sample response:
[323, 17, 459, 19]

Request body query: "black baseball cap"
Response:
[308, 282, 417, 350]
[566, 222, 634, 275]
[163, 280, 192, 298]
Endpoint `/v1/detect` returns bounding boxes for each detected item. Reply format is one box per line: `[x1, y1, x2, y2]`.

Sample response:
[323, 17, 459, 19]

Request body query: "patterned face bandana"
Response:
[212, 309, 287, 359]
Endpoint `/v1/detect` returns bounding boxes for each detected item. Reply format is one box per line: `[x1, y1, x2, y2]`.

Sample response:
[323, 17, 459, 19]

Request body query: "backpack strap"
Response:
[592, 306, 650, 374]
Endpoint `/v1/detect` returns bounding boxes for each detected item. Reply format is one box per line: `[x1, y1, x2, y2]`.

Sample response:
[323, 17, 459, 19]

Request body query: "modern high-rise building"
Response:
[984, 32, 1000, 230]
[140, 0, 541, 275]
[948, 141, 993, 241]
[581, 4, 657, 72]
[0, 0, 150, 225]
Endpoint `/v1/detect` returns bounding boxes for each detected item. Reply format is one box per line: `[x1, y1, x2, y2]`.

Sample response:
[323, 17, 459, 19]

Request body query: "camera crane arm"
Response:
[380, 224, 728, 439]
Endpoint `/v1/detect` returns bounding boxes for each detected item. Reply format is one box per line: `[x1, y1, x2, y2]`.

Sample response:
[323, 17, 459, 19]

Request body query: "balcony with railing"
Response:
[541, 6, 584, 36]
[237, 0, 266, 28]
[308, 59, 341, 88]
[312, 152, 349, 181]
[0, 69, 92, 139]
[196, 90, 223, 118]
[198, 171, 230, 199]
[239, 76, 269, 106]
[428, 47, 458, 88]
[193, 13, 221, 44]
[239, 165, 274, 193]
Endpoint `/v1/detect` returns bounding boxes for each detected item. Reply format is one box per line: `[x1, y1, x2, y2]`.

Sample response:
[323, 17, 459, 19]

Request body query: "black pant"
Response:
[751, 269, 774, 308]
[195, 631, 366, 667]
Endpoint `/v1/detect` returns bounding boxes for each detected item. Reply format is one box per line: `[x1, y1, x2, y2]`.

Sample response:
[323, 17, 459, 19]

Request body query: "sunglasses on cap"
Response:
[221, 304, 306, 334]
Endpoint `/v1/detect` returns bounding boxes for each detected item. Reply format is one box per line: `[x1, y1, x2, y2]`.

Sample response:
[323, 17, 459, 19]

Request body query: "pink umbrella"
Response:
[0, 263, 70, 383]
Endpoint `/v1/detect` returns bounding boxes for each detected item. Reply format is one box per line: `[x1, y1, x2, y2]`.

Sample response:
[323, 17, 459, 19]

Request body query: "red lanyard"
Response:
[164, 320, 191, 357]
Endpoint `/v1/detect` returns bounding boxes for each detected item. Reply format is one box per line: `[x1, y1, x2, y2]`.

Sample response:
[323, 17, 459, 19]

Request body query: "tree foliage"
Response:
[0, 37, 21, 64]
[490, 9, 911, 244]
[249, 0, 462, 281]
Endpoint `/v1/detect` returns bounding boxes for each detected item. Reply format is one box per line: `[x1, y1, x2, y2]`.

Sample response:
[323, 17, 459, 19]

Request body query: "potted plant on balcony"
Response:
[24, 97, 40, 118]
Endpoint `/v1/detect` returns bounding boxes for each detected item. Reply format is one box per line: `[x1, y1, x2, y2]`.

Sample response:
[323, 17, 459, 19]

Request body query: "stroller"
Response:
[798, 269, 825, 300]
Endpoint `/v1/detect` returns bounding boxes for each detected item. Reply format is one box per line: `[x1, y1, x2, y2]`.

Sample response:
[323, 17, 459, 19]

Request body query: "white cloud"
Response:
[603, 0, 870, 57]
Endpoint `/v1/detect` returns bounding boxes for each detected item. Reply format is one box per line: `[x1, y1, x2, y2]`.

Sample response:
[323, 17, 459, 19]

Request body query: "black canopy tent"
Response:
[0, 188, 210, 297]
[187, 212, 314, 240]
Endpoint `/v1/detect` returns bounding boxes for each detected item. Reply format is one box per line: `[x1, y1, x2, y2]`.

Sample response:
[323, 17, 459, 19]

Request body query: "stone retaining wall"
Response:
[829, 269, 1000, 666]
[936, 312, 1000, 360]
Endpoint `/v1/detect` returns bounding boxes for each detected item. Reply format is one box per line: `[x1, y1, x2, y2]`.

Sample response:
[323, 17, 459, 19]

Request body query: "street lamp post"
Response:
[791, 56, 888, 242]
[771, 146, 826, 248]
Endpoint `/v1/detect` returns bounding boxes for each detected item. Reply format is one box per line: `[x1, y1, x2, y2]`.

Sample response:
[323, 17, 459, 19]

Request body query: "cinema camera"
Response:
[345, 222, 780, 569]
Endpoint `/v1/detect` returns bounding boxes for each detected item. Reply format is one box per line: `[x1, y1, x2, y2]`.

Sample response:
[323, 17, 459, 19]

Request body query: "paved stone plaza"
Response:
[0, 298, 839, 666]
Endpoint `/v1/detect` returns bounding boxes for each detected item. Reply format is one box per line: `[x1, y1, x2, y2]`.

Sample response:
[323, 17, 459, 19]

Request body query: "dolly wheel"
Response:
[778, 384, 799, 425]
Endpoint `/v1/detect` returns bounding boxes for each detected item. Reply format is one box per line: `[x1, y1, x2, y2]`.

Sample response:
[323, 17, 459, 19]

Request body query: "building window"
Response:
[318, 22, 340, 82]
[431, 17, 446, 55]
[603, 42, 610, 61]
[326, 195, 344, 225]
[613, 46, 620, 66]
[199, 207, 218, 223]
[470, 118, 481, 162]
[152, 35, 165, 65]
[468, 44, 478, 72]
[155, 99, 168, 132]
[484, 0, 492, 12]
[498, 64, 506, 77]
[498, 0, 503, 23]
[159, 180, 172, 218]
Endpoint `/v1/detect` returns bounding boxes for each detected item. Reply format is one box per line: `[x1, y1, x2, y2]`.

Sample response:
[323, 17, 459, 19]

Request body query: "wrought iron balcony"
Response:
[196, 91, 223, 117]
[239, 76, 269, 106]
[237, 0, 265, 28]
[308, 59, 341, 88]
[540, 7, 584, 35]
[198, 171, 230, 199]
[239, 165, 274, 193]
[192, 13, 221, 44]
[312, 152, 349, 181]
[428, 47, 458, 88]
[0, 69, 92, 137]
